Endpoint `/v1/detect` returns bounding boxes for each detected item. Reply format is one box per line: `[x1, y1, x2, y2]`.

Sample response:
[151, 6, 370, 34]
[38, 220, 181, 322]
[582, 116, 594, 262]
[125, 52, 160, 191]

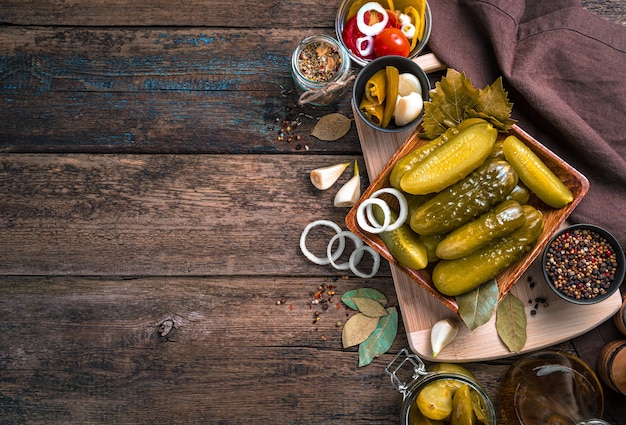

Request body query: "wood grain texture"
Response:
[1, 0, 625, 423]
[0, 275, 409, 424]
[0, 154, 386, 276]
[0, 27, 359, 153]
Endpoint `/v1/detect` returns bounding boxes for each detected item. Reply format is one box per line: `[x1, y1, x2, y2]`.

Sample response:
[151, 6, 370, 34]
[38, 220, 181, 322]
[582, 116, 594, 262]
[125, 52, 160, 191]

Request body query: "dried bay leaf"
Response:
[457, 279, 498, 330]
[353, 297, 388, 318]
[342, 288, 387, 310]
[342, 312, 380, 348]
[311, 113, 351, 141]
[496, 292, 527, 353]
[359, 307, 398, 367]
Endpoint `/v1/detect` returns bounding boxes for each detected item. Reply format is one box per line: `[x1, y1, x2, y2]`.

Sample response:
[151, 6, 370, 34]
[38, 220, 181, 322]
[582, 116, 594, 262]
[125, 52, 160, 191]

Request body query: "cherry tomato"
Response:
[342, 9, 399, 60]
[373, 27, 411, 58]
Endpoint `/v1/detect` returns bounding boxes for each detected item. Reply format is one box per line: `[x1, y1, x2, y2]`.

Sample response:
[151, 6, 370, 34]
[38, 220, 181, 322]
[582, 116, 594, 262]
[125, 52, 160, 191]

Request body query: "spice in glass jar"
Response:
[297, 41, 342, 83]
[291, 35, 352, 106]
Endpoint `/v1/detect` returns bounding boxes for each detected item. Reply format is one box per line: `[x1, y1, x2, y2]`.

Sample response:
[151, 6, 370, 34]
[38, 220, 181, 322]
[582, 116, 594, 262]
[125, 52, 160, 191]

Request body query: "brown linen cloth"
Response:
[427, 0, 626, 248]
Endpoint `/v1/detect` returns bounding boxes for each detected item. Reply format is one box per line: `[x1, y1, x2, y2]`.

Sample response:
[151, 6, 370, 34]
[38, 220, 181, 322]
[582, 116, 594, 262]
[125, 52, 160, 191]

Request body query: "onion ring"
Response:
[356, 35, 374, 57]
[356, 2, 389, 36]
[349, 245, 380, 278]
[327, 231, 363, 271]
[367, 188, 409, 232]
[300, 220, 345, 265]
[356, 197, 391, 234]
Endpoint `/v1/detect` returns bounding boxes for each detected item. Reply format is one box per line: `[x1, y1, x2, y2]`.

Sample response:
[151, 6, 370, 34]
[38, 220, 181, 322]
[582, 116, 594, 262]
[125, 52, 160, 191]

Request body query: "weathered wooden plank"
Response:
[0, 275, 416, 424]
[0, 0, 342, 27]
[0, 28, 360, 153]
[0, 153, 388, 277]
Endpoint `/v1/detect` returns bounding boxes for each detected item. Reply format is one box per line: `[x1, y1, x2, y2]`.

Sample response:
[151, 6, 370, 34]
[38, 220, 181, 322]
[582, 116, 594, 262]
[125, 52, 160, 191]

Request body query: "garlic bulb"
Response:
[394, 92, 424, 126]
[310, 162, 350, 190]
[431, 318, 459, 358]
[398, 73, 422, 97]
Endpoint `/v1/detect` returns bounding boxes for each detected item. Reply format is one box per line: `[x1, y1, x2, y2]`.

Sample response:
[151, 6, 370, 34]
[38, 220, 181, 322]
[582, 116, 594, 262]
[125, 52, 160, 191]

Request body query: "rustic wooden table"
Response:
[1, 1, 624, 423]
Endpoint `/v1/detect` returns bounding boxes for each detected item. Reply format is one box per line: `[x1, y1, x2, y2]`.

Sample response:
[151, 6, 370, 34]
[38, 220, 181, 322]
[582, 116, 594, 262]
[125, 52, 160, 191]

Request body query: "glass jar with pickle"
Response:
[386, 349, 497, 425]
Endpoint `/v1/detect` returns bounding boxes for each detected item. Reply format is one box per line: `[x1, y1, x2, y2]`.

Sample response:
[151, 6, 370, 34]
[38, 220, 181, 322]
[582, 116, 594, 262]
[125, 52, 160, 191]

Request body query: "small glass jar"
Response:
[386, 349, 497, 424]
[291, 34, 351, 106]
[500, 350, 606, 425]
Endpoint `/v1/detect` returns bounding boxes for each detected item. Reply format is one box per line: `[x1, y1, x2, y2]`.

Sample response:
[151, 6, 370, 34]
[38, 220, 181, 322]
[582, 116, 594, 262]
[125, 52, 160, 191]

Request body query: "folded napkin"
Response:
[427, 0, 626, 248]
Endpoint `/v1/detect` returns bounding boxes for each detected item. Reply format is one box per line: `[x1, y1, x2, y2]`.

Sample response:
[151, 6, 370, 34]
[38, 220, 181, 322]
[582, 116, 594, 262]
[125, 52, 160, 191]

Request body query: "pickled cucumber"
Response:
[432, 205, 544, 297]
[410, 159, 518, 236]
[400, 121, 498, 195]
[435, 200, 526, 260]
[502, 135, 573, 208]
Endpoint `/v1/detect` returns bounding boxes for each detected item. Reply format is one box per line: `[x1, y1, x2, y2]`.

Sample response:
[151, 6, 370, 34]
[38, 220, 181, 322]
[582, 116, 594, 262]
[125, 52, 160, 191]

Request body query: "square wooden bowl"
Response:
[346, 124, 590, 312]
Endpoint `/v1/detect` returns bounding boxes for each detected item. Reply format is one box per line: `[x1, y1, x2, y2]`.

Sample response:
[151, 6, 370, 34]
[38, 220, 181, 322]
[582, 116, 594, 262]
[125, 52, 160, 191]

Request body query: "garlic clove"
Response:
[334, 161, 361, 207]
[310, 162, 350, 190]
[398, 73, 422, 97]
[431, 318, 459, 358]
[393, 92, 424, 126]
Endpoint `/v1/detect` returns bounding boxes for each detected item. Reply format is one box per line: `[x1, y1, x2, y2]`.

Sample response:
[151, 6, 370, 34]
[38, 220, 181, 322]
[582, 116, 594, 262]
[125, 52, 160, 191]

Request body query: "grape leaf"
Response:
[421, 69, 479, 138]
[353, 297, 389, 318]
[358, 307, 398, 367]
[473, 77, 516, 131]
[311, 113, 351, 141]
[456, 279, 498, 330]
[496, 292, 527, 352]
[342, 288, 387, 310]
[342, 312, 380, 348]
[421, 69, 516, 140]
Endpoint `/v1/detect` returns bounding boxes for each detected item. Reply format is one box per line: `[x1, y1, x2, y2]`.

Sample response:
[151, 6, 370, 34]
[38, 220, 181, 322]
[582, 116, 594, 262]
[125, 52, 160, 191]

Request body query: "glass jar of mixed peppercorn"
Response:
[291, 35, 352, 106]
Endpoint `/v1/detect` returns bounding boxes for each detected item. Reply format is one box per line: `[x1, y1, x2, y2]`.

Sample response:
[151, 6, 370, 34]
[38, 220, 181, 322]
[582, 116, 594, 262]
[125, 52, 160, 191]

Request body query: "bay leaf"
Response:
[311, 113, 351, 141]
[496, 292, 527, 353]
[342, 288, 387, 310]
[457, 279, 498, 330]
[342, 312, 379, 348]
[359, 307, 398, 367]
[353, 297, 389, 318]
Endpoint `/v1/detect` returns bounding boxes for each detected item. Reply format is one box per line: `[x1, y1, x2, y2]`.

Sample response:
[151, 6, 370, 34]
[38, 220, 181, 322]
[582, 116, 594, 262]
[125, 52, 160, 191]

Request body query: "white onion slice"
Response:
[356, 2, 389, 36]
[357, 188, 409, 233]
[327, 231, 363, 271]
[356, 197, 391, 234]
[401, 23, 416, 39]
[349, 245, 380, 278]
[371, 188, 409, 232]
[356, 35, 374, 57]
[300, 220, 345, 265]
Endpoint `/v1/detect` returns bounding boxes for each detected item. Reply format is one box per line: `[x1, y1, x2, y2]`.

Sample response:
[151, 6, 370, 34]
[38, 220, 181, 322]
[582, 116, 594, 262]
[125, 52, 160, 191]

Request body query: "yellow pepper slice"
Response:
[404, 6, 421, 50]
[365, 69, 387, 105]
[382, 65, 399, 128]
[416, 0, 427, 41]
[359, 97, 385, 127]
[346, 0, 368, 20]
[387, 0, 395, 12]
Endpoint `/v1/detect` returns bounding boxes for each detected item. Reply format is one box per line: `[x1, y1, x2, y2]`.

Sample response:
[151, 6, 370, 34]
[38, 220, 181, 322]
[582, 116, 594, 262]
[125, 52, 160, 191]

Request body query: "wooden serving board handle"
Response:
[412, 52, 447, 73]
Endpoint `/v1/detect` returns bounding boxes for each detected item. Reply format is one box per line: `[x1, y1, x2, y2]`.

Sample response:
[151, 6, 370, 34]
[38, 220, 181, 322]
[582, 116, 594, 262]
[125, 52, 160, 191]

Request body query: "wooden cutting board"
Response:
[351, 60, 622, 361]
